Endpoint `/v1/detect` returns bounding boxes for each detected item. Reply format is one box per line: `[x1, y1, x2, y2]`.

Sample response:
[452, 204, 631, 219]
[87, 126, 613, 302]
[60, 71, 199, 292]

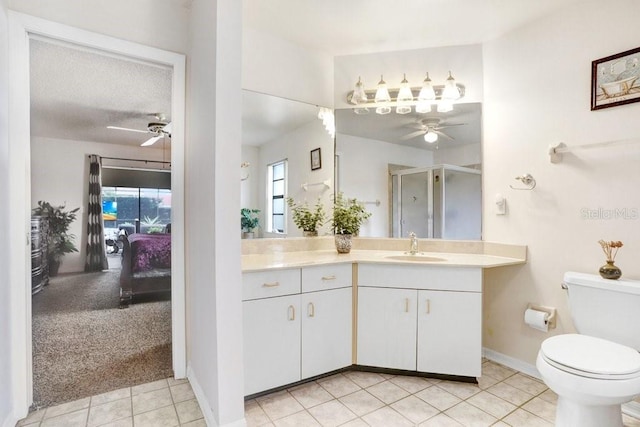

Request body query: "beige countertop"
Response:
[242, 249, 526, 272]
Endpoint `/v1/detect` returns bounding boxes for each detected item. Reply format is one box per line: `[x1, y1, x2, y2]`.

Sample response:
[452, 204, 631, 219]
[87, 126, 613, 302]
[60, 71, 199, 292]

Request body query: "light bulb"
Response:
[350, 76, 368, 105]
[424, 131, 438, 143]
[442, 71, 461, 100]
[374, 75, 391, 103]
[396, 73, 413, 115]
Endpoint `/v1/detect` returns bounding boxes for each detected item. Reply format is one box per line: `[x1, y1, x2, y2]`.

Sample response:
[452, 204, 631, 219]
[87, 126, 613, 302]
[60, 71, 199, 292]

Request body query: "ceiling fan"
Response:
[401, 118, 465, 144]
[107, 114, 172, 147]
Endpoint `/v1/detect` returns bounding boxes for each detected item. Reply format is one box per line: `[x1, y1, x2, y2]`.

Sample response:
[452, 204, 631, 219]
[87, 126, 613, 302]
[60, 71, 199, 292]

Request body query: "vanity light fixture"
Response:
[346, 72, 465, 115]
[317, 107, 335, 137]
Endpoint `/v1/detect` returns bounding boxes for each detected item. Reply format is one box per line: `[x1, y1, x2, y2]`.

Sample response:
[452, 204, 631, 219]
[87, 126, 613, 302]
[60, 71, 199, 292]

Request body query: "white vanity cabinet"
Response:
[243, 264, 352, 395]
[357, 264, 482, 377]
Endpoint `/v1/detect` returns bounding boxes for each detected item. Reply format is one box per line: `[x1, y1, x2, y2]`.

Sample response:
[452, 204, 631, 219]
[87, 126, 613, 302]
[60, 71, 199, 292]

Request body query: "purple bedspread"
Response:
[129, 233, 171, 273]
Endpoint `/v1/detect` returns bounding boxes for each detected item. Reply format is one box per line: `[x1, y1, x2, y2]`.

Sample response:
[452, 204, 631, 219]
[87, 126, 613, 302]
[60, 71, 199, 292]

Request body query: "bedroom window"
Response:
[267, 160, 287, 233]
[102, 187, 171, 234]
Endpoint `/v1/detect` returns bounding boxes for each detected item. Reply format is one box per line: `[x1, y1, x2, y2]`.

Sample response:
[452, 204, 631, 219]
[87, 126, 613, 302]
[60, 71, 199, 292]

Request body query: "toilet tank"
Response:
[564, 272, 640, 350]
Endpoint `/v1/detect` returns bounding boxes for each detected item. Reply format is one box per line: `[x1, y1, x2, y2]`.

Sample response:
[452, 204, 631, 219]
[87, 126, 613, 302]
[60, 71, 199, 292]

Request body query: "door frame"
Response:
[8, 12, 187, 416]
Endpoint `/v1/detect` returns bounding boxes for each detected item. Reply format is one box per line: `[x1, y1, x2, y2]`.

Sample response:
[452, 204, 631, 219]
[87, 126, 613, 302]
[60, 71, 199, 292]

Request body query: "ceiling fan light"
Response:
[424, 131, 438, 143]
[442, 71, 461, 100]
[350, 76, 368, 105]
[374, 75, 391, 103]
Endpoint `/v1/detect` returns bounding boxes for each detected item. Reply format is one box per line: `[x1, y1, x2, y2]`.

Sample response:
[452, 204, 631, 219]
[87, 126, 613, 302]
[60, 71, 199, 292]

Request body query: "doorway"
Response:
[9, 13, 186, 415]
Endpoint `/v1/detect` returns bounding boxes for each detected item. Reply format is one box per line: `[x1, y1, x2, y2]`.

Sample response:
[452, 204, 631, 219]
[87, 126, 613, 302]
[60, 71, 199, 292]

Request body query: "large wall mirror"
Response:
[241, 90, 334, 238]
[335, 102, 482, 239]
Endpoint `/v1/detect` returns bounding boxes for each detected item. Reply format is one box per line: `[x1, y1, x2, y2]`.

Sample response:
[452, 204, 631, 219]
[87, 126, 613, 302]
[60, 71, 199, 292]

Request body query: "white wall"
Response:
[186, 0, 244, 425]
[0, 0, 12, 424]
[337, 134, 434, 237]
[30, 137, 168, 274]
[482, 0, 640, 365]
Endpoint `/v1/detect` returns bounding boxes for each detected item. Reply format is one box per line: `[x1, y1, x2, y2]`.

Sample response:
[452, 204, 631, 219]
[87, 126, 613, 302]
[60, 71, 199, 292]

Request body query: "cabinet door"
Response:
[417, 290, 481, 377]
[357, 287, 417, 371]
[301, 287, 352, 379]
[243, 295, 301, 395]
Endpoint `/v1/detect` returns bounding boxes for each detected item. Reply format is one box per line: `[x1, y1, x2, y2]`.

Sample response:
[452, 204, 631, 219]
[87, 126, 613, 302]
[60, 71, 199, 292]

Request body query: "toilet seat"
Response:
[541, 334, 640, 380]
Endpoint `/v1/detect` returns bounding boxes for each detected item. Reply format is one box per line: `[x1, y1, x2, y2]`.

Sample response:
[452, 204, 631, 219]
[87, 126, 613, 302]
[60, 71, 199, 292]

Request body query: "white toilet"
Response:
[537, 272, 640, 427]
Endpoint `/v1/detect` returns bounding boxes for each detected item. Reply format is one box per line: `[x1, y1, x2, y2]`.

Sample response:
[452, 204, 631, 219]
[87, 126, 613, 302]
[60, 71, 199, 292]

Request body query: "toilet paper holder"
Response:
[526, 303, 557, 330]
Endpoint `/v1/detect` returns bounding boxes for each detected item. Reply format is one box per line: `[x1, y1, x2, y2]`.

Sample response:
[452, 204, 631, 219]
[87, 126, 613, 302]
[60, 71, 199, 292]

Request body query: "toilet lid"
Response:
[541, 334, 640, 379]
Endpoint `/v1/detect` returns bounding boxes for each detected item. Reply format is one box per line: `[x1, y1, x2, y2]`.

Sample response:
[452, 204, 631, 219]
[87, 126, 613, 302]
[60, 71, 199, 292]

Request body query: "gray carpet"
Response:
[31, 260, 172, 408]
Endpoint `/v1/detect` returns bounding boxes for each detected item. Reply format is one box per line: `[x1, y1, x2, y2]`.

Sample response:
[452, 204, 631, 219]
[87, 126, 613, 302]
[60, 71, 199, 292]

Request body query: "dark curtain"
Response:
[85, 155, 109, 272]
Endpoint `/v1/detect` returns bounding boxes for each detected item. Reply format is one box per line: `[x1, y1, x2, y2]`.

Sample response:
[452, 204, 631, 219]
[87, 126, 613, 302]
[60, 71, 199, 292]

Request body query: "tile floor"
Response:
[16, 361, 640, 426]
[16, 377, 205, 427]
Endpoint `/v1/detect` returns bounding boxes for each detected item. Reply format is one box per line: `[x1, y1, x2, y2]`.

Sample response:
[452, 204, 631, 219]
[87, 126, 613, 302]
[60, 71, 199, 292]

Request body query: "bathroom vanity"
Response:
[241, 237, 526, 397]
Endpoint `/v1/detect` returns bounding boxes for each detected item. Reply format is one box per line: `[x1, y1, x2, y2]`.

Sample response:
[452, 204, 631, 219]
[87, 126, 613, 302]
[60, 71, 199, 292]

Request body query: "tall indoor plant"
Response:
[287, 197, 326, 236]
[241, 208, 260, 239]
[330, 192, 371, 253]
[32, 201, 80, 276]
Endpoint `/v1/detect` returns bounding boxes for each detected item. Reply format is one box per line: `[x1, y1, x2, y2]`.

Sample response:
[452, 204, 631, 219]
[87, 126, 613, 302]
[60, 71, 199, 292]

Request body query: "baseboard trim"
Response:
[482, 347, 541, 380]
[623, 401, 640, 418]
[187, 365, 247, 427]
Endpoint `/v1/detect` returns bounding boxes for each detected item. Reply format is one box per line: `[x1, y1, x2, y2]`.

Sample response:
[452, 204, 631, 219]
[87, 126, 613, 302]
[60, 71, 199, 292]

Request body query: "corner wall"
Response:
[482, 0, 640, 365]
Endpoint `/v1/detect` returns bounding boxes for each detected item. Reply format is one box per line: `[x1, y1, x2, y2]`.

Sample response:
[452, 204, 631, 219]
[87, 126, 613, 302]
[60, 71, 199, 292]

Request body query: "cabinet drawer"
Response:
[243, 269, 300, 301]
[302, 263, 352, 293]
[358, 264, 481, 292]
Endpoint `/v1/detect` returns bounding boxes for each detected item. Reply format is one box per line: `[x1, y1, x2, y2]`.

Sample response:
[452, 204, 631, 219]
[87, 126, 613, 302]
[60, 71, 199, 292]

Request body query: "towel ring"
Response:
[510, 174, 536, 190]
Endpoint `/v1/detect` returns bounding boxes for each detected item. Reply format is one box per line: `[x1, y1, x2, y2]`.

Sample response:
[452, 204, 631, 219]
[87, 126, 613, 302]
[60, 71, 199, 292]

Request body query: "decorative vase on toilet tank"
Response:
[598, 240, 623, 280]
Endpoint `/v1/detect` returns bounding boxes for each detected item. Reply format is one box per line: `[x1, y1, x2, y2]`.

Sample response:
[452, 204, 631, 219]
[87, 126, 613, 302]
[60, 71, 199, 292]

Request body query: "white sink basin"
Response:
[385, 254, 446, 262]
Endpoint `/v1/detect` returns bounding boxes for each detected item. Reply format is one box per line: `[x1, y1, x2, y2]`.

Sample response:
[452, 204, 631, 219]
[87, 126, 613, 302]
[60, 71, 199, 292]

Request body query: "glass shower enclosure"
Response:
[391, 164, 481, 240]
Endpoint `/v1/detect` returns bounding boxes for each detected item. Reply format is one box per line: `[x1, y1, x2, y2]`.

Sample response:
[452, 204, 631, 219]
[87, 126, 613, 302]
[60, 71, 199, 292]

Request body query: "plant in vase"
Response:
[598, 239, 623, 280]
[330, 192, 371, 254]
[286, 197, 326, 237]
[241, 208, 260, 238]
[32, 201, 79, 276]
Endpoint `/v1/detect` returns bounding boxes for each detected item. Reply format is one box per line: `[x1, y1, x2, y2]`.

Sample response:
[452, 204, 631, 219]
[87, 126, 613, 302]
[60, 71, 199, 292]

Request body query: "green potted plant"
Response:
[330, 192, 371, 253]
[286, 197, 326, 237]
[32, 201, 80, 276]
[241, 208, 260, 239]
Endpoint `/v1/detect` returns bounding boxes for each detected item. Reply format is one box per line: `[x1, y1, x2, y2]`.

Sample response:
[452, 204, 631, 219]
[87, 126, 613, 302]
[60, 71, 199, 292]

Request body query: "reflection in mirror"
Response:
[241, 90, 334, 238]
[335, 102, 482, 239]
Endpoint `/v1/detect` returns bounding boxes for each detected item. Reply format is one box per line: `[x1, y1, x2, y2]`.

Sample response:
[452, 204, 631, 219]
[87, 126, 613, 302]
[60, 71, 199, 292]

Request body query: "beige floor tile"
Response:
[91, 387, 131, 406]
[522, 397, 556, 423]
[466, 390, 517, 419]
[245, 399, 271, 426]
[343, 371, 386, 388]
[339, 389, 385, 417]
[257, 391, 305, 421]
[40, 409, 89, 427]
[445, 401, 497, 427]
[481, 361, 516, 381]
[133, 404, 179, 427]
[366, 380, 410, 404]
[415, 385, 462, 411]
[17, 408, 46, 426]
[389, 375, 432, 394]
[624, 414, 640, 427]
[43, 397, 91, 419]
[537, 388, 558, 404]
[418, 413, 462, 426]
[503, 373, 548, 395]
[132, 387, 173, 415]
[486, 381, 534, 406]
[492, 422, 511, 427]
[339, 419, 369, 427]
[87, 397, 132, 427]
[288, 382, 334, 408]
[167, 377, 188, 387]
[169, 381, 196, 403]
[502, 408, 553, 427]
[175, 398, 204, 424]
[477, 374, 500, 390]
[273, 410, 320, 427]
[181, 419, 208, 427]
[98, 418, 133, 427]
[307, 400, 357, 427]
[361, 406, 413, 427]
[131, 379, 168, 396]
[317, 374, 361, 398]
[436, 380, 481, 400]
[390, 395, 439, 424]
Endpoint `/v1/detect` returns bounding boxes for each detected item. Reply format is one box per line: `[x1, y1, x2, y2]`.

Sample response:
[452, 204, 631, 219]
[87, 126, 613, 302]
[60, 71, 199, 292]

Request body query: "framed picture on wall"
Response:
[591, 46, 640, 110]
[310, 148, 321, 171]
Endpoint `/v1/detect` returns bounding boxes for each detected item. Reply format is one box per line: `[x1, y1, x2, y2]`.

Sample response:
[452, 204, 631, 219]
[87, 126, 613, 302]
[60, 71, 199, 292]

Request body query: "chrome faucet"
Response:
[408, 232, 419, 255]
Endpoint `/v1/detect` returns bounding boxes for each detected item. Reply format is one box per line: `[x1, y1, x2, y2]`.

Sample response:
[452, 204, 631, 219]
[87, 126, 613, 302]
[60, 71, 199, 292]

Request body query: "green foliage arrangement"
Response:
[32, 201, 79, 265]
[286, 197, 326, 233]
[330, 192, 371, 235]
[241, 208, 260, 232]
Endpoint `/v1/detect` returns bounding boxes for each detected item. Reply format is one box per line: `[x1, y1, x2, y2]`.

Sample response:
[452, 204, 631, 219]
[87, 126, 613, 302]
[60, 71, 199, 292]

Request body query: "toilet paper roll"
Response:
[524, 308, 549, 332]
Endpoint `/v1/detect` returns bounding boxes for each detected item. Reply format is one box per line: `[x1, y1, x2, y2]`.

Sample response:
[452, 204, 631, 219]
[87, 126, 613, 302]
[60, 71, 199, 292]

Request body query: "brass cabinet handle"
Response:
[426, 299, 431, 314]
[262, 281, 280, 288]
[321, 275, 336, 281]
[288, 305, 295, 321]
[308, 302, 315, 318]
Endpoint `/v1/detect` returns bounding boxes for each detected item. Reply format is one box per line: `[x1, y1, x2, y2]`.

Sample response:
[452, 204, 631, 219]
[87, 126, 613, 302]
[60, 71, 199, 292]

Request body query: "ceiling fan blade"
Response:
[434, 130, 454, 141]
[401, 130, 426, 140]
[141, 135, 163, 147]
[435, 122, 466, 130]
[107, 125, 151, 134]
[162, 122, 172, 136]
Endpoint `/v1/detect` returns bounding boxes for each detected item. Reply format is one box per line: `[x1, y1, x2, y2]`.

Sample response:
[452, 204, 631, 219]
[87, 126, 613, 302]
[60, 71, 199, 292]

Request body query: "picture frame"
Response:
[310, 147, 321, 171]
[591, 46, 640, 110]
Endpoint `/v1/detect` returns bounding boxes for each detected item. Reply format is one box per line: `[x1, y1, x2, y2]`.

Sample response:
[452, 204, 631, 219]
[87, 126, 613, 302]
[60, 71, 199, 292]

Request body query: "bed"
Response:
[119, 233, 171, 308]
